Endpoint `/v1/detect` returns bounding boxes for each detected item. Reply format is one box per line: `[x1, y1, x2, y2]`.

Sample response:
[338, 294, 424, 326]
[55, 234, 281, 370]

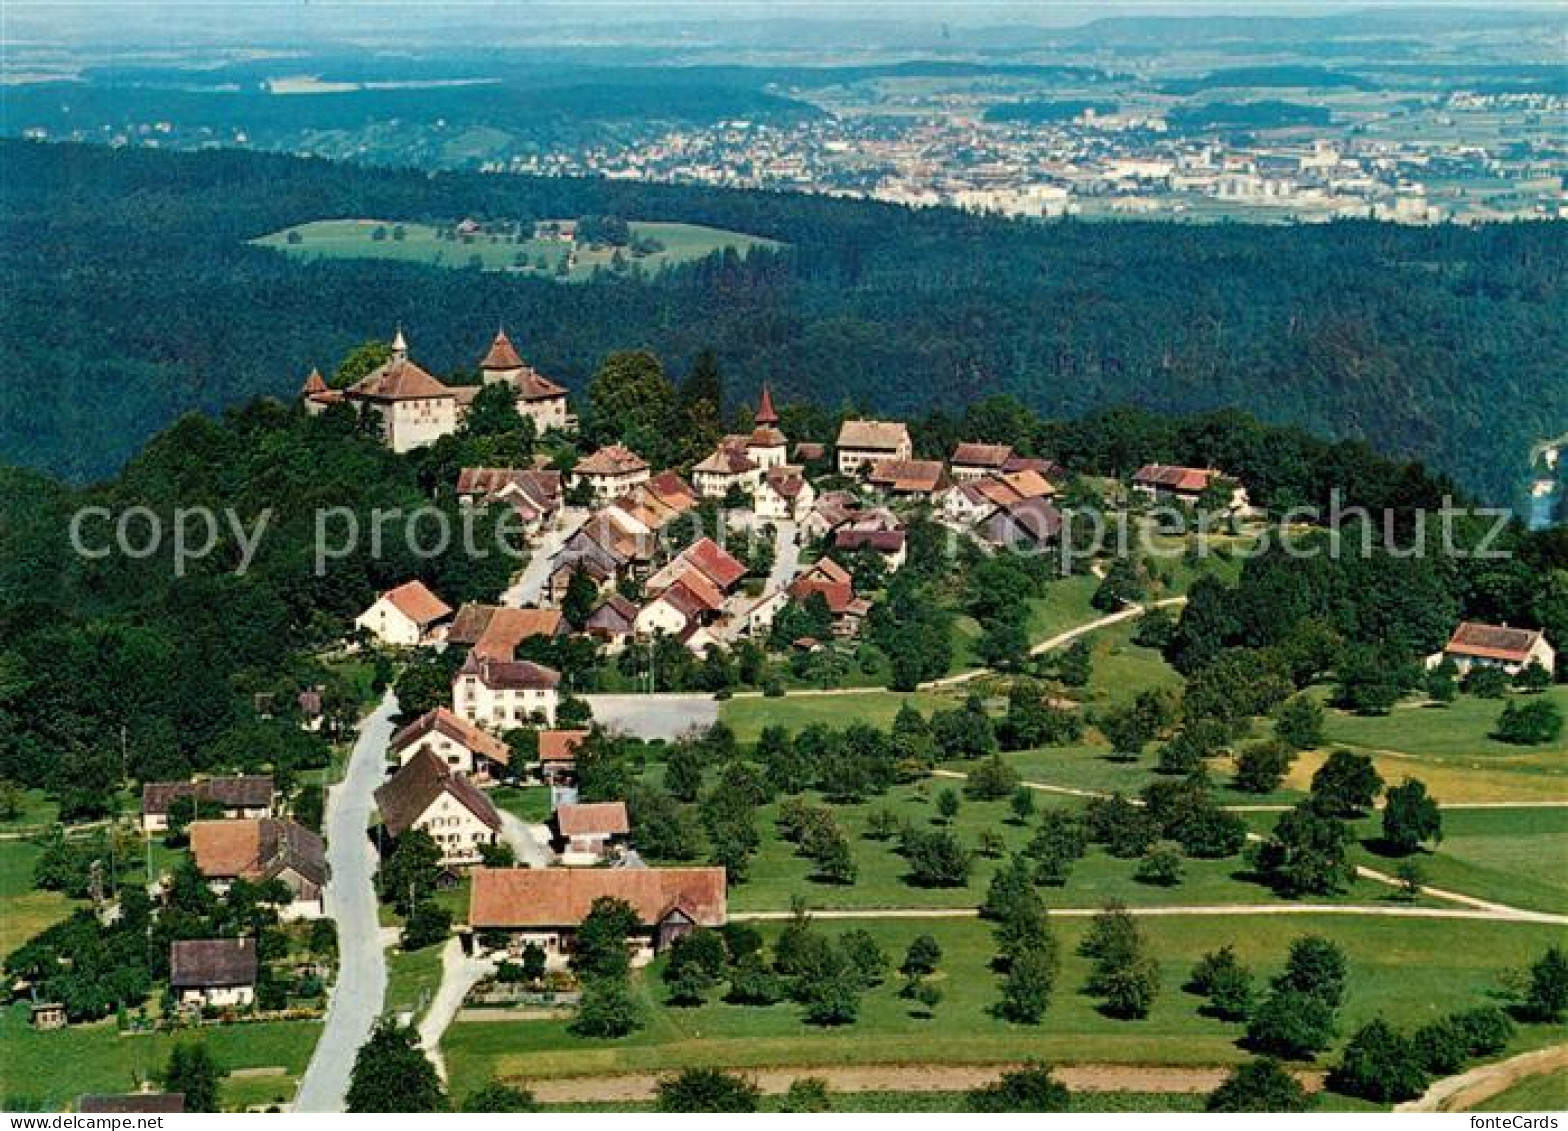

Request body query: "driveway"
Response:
[293, 691, 397, 1113]
[417, 936, 496, 1084]
[498, 810, 555, 868]
[501, 508, 585, 608]
[583, 693, 719, 739]
[765, 519, 800, 592]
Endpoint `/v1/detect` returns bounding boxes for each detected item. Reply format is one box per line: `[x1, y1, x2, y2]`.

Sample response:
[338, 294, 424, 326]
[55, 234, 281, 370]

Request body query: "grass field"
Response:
[0, 839, 75, 958]
[491, 785, 553, 824]
[0, 789, 60, 834]
[724, 776, 1412, 914]
[386, 943, 445, 1021]
[0, 1004, 321, 1111]
[1349, 807, 1568, 916]
[720, 690, 960, 745]
[442, 914, 1566, 1085]
[1291, 689, 1568, 805]
[540, 1090, 1214, 1112]
[985, 744, 1302, 808]
[255, 219, 780, 283]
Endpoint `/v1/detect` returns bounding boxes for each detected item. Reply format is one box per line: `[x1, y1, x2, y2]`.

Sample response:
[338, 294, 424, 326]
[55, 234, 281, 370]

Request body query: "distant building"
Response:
[1131, 464, 1248, 511]
[835, 419, 913, 475]
[1429, 623, 1555, 677]
[477, 328, 573, 433]
[867, 457, 947, 498]
[79, 1095, 186, 1114]
[355, 580, 453, 647]
[572, 445, 651, 503]
[141, 775, 274, 834]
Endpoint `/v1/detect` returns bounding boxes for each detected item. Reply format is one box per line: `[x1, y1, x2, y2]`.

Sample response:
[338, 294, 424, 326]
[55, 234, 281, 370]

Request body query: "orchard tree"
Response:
[1274, 694, 1324, 749]
[1309, 750, 1383, 816]
[1328, 1020, 1429, 1102]
[1381, 778, 1442, 854]
[1206, 1058, 1312, 1113]
[162, 1042, 224, 1112]
[967, 1064, 1070, 1112]
[346, 1021, 447, 1112]
[1525, 945, 1568, 1022]
[657, 1068, 760, 1113]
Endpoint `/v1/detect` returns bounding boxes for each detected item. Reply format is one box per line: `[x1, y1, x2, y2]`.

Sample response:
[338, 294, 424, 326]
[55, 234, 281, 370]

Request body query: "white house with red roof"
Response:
[374, 749, 502, 867]
[1131, 463, 1248, 511]
[571, 444, 651, 503]
[355, 580, 453, 647]
[1428, 622, 1555, 677]
[453, 654, 562, 729]
[390, 706, 514, 782]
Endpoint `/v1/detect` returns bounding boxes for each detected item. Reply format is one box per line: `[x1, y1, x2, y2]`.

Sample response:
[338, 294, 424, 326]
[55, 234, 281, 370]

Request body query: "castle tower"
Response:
[391, 326, 409, 363]
[479, 326, 526, 386]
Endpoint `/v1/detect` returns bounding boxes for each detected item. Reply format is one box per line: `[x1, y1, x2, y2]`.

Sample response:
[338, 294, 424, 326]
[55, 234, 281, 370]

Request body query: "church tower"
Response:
[746, 383, 788, 471]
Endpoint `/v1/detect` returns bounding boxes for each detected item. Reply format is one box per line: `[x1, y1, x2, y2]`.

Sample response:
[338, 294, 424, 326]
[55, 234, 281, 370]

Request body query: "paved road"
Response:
[765, 519, 800, 593]
[584, 693, 719, 739]
[500, 509, 585, 608]
[293, 691, 397, 1113]
[417, 937, 495, 1085]
[498, 810, 555, 868]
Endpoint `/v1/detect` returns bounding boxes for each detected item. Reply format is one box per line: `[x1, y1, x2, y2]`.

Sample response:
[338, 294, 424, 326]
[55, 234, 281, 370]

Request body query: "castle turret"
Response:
[747, 383, 788, 470]
[391, 327, 409, 362]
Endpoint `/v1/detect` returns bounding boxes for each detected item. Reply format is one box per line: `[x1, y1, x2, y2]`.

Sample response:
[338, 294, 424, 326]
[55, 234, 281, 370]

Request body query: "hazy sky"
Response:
[5, 1, 1559, 50]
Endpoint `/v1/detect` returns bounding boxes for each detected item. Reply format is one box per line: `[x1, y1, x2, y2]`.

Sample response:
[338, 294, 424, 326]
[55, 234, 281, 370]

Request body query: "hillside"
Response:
[2, 139, 1564, 503]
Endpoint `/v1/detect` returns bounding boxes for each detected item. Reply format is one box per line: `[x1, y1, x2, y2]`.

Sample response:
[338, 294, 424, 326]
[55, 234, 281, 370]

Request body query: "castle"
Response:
[301, 328, 572, 453]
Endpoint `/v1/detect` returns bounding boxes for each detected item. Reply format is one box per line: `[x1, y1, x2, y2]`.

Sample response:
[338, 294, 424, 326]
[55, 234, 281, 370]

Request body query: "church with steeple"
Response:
[690, 384, 794, 501]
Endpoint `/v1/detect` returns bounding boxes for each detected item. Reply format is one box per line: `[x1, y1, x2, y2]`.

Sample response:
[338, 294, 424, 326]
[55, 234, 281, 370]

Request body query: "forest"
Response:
[2, 139, 1564, 506]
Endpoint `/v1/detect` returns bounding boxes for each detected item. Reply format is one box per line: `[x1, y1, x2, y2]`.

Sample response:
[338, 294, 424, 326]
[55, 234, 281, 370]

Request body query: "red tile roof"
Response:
[1445, 622, 1546, 663]
[472, 607, 567, 660]
[456, 653, 562, 691]
[380, 580, 452, 627]
[681, 537, 747, 590]
[538, 729, 589, 764]
[951, 442, 1012, 468]
[576, 445, 649, 476]
[390, 707, 511, 766]
[837, 419, 911, 452]
[480, 328, 525, 370]
[1132, 464, 1221, 494]
[469, 867, 726, 929]
[142, 775, 273, 817]
[869, 458, 946, 494]
[555, 801, 630, 837]
[754, 383, 779, 426]
[834, 528, 907, 554]
[347, 357, 453, 402]
[374, 748, 501, 836]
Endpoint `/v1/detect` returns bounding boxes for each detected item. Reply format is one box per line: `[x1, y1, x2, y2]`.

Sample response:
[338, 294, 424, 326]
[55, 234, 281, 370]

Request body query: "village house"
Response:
[1131, 463, 1249, 511]
[453, 654, 562, 729]
[1428, 622, 1556, 677]
[977, 495, 1065, 550]
[735, 588, 791, 637]
[551, 801, 631, 863]
[537, 728, 589, 786]
[867, 457, 947, 499]
[646, 536, 747, 596]
[478, 327, 573, 433]
[940, 478, 1002, 525]
[140, 775, 274, 834]
[189, 818, 328, 917]
[610, 472, 697, 530]
[390, 707, 513, 782]
[468, 866, 727, 967]
[571, 444, 651, 503]
[754, 465, 816, 522]
[690, 439, 759, 500]
[447, 604, 567, 659]
[170, 938, 258, 1009]
[634, 576, 722, 640]
[800, 490, 864, 542]
[583, 593, 638, 650]
[375, 748, 503, 867]
[789, 558, 871, 637]
[949, 442, 1014, 481]
[835, 419, 913, 475]
[355, 580, 452, 647]
[455, 467, 563, 534]
[833, 527, 908, 572]
[339, 331, 473, 453]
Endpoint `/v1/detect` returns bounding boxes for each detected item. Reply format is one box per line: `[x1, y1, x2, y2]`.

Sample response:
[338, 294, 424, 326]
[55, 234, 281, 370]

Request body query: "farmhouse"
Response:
[572, 444, 651, 503]
[646, 536, 747, 595]
[170, 938, 258, 1009]
[551, 801, 631, 863]
[833, 527, 908, 572]
[355, 580, 452, 647]
[390, 706, 512, 781]
[453, 654, 562, 729]
[478, 328, 573, 433]
[800, 491, 863, 541]
[455, 467, 562, 532]
[189, 818, 327, 916]
[140, 775, 274, 833]
[1131, 463, 1248, 510]
[949, 442, 1014, 481]
[867, 457, 947, 498]
[835, 419, 912, 475]
[375, 748, 503, 866]
[338, 331, 468, 453]
[1429, 622, 1556, 676]
[789, 558, 871, 636]
[537, 728, 589, 785]
[468, 866, 727, 966]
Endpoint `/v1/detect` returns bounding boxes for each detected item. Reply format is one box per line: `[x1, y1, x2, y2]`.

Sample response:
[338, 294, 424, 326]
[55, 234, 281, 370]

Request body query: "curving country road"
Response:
[293, 691, 397, 1112]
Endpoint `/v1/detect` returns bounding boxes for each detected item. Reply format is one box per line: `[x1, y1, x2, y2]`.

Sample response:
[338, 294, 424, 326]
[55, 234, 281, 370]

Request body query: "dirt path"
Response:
[1396, 1042, 1568, 1113]
[920, 597, 1189, 690]
[525, 1060, 1322, 1104]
